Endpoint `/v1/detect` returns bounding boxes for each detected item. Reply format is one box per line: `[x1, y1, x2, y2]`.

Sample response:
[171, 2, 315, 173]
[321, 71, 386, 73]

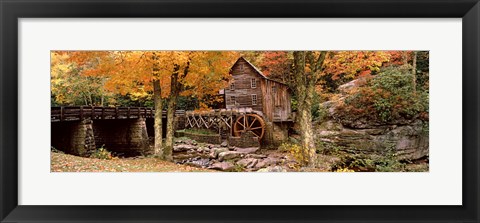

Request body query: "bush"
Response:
[279, 142, 309, 169]
[90, 146, 114, 160]
[335, 66, 428, 124]
[51, 146, 64, 154]
[331, 147, 406, 172]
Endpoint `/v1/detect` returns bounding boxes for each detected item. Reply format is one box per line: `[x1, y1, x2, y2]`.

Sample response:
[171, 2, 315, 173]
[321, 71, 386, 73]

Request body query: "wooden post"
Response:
[115, 107, 119, 119]
[127, 107, 131, 119]
[60, 107, 64, 121]
[79, 106, 83, 120]
[91, 106, 95, 119]
[138, 107, 141, 118]
[101, 107, 105, 119]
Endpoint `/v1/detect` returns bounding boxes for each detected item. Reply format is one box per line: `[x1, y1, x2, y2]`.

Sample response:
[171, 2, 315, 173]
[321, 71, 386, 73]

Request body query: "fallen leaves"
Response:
[50, 152, 215, 172]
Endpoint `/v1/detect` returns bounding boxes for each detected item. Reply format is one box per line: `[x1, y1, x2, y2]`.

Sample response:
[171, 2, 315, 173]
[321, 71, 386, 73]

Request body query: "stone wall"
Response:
[178, 131, 222, 145]
[175, 116, 186, 130]
[228, 131, 260, 148]
[51, 119, 96, 156]
[262, 122, 289, 148]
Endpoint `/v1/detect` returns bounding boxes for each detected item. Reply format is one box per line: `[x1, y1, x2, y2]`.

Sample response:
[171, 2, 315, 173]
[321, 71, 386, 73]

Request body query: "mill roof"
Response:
[233, 57, 288, 87]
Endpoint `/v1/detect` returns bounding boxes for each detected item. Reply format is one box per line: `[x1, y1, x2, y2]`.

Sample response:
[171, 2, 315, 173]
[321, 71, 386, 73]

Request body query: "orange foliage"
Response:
[322, 51, 391, 80]
[57, 51, 239, 106]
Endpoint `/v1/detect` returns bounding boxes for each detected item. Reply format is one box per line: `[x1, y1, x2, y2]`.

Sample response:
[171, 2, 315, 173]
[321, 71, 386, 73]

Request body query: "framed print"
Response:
[1, 0, 479, 222]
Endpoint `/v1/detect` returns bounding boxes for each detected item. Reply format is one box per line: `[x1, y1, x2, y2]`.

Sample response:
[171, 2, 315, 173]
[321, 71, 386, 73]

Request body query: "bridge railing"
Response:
[51, 106, 185, 122]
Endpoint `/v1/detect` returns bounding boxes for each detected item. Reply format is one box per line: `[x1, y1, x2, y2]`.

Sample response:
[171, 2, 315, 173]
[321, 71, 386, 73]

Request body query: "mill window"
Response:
[230, 82, 235, 91]
[230, 96, 236, 105]
[251, 94, 257, 105]
[251, 78, 257, 88]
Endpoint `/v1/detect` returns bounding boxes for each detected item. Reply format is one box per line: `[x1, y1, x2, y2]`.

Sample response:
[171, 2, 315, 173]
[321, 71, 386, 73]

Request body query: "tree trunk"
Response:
[292, 51, 327, 167]
[293, 51, 316, 167]
[164, 96, 176, 161]
[402, 51, 409, 65]
[82, 93, 89, 106]
[153, 79, 163, 156]
[164, 65, 181, 161]
[152, 52, 164, 157]
[412, 51, 417, 93]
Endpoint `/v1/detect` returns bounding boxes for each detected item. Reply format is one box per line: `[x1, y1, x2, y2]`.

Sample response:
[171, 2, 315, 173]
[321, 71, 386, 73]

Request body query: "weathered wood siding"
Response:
[225, 59, 263, 112]
[261, 79, 291, 122]
[224, 57, 292, 122]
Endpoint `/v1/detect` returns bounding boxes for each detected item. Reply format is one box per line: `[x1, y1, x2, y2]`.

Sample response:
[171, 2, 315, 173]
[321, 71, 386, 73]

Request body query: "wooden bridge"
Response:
[51, 106, 288, 157]
[51, 106, 185, 122]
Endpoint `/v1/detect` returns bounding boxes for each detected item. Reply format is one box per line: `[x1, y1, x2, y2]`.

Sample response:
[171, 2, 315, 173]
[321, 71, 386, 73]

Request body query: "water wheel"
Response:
[233, 114, 266, 139]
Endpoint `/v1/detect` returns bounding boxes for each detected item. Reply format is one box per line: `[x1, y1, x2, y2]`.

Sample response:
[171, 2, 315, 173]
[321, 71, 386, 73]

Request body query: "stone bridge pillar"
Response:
[92, 118, 151, 156]
[51, 119, 96, 156]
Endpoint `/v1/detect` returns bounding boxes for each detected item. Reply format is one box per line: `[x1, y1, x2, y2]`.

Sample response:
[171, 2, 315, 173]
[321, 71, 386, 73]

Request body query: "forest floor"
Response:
[50, 151, 215, 172]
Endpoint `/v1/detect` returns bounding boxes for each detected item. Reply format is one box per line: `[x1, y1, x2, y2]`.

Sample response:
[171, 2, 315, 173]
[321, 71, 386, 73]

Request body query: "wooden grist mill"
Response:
[184, 57, 294, 145]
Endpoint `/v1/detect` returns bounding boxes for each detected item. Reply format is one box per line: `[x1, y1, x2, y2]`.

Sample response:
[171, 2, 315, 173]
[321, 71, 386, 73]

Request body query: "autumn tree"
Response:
[162, 52, 238, 159]
[54, 50, 237, 161]
[412, 51, 418, 93]
[292, 51, 327, 167]
[258, 51, 292, 82]
[51, 52, 113, 106]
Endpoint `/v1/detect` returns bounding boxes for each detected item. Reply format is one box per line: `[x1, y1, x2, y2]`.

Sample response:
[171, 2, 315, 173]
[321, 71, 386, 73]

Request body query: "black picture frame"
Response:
[1, 0, 479, 222]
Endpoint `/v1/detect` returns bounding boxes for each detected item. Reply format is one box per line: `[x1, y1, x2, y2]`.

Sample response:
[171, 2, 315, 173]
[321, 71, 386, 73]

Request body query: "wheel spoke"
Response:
[250, 126, 262, 130]
[243, 115, 246, 130]
[237, 118, 245, 129]
[249, 118, 257, 128]
[249, 131, 260, 137]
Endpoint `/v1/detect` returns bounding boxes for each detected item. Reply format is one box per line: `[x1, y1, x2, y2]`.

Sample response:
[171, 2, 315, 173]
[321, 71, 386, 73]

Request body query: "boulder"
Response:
[315, 119, 429, 160]
[234, 147, 260, 154]
[185, 158, 210, 168]
[338, 77, 369, 93]
[236, 158, 259, 168]
[255, 157, 282, 169]
[209, 162, 235, 171]
[174, 139, 183, 144]
[218, 151, 244, 161]
[245, 154, 267, 159]
[173, 144, 197, 152]
[257, 166, 287, 172]
[221, 141, 228, 147]
[209, 147, 229, 159]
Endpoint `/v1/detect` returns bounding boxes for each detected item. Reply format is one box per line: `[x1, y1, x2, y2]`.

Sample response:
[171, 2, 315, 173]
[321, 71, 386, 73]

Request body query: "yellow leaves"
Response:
[51, 50, 239, 108]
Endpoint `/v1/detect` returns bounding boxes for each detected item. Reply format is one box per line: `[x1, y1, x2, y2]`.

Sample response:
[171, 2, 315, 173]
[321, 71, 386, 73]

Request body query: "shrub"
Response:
[279, 142, 309, 169]
[331, 147, 406, 172]
[335, 66, 429, 124]
[51, 146, 62, 153]
[90, 146, 114, 160]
